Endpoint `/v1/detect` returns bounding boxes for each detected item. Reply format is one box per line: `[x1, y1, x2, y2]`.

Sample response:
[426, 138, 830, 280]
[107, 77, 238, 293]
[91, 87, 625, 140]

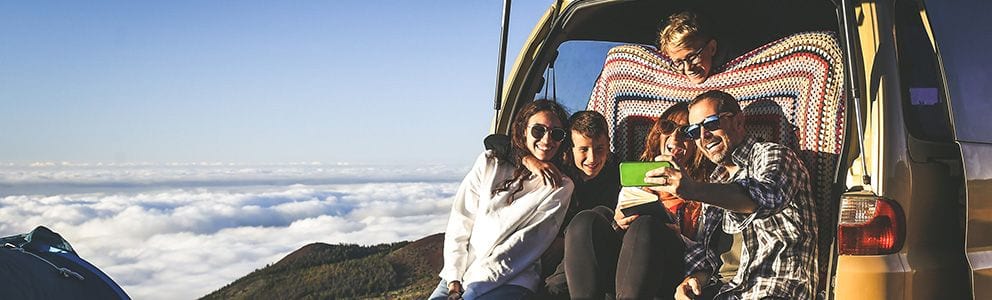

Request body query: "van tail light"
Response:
[837, 194, 905, 255]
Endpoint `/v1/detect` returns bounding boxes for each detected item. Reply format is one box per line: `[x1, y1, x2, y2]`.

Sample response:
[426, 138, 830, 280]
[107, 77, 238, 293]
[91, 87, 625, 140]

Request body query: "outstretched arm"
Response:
[644, 164, 756, 213]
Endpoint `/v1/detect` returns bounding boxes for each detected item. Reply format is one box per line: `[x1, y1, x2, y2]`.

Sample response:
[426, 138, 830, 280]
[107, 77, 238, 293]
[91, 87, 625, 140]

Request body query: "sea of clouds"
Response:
[0, 162, 468, 299]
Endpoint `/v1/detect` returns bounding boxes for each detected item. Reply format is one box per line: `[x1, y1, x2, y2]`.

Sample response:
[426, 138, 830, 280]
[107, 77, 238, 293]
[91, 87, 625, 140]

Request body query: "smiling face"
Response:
[525, 111, 565, 161]
[688, 98, 744, 165]
[570, 131, 610, 180]
[660, 127, 695, 167]
[665, 39, 716, 84]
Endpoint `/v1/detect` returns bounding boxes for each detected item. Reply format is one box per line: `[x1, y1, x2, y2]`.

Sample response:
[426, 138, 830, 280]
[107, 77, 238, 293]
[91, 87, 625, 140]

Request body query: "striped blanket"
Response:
[587, 31, 846, 284]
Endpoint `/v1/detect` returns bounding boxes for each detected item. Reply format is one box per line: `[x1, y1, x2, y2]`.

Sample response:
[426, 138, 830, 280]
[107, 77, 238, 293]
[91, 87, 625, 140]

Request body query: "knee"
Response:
[591, 205, 614, 218]
[428, 280, 450, 300]
[627, 215, 681, 243]
[566, 210, 601, 238]
[627, 215, 659, 233]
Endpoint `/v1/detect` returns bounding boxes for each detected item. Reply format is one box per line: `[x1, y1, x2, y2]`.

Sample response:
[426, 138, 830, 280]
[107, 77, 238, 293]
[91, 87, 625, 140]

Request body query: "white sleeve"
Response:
[438, 152, 490, 283]
[463, 179, 574, 296]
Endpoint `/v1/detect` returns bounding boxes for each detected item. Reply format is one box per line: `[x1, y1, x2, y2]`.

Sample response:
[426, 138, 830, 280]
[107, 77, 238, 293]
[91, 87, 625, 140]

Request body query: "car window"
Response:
[895, 0, 954, 142]
[922, 0, 992, 143]
[534, 40, 635, 114]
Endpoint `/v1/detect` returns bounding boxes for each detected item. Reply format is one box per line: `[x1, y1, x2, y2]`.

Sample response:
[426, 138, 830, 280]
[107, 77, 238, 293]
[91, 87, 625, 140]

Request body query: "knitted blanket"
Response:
[587, 31, 845, 284]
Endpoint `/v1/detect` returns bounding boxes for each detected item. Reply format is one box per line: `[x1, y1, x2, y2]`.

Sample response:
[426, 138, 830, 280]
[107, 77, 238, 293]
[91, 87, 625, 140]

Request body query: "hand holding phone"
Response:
[619, 161, 673, 187]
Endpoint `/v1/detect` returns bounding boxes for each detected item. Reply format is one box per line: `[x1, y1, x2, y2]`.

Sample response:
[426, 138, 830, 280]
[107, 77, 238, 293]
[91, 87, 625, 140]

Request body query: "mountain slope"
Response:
[201, 233, 443, 300]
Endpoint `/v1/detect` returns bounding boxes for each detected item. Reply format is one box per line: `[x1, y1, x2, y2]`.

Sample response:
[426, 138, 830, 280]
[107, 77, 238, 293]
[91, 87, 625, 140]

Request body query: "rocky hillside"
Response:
[201, 233, 444, 299]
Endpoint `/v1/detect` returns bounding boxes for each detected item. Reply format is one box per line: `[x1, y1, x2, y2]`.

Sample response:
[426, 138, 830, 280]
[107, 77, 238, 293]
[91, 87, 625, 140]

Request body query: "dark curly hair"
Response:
[493, 99, 570, 201]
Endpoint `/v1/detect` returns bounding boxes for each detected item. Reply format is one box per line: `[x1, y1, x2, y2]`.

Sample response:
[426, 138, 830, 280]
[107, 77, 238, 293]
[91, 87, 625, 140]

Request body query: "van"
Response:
[487, 0, 992, 298]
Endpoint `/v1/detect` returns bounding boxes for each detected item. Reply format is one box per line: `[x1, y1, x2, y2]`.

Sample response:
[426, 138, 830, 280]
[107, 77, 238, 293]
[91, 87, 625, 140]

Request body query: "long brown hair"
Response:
[640, 103, 713, 235]
[493, 100, 570, 201]
[639, 102, 713, 181]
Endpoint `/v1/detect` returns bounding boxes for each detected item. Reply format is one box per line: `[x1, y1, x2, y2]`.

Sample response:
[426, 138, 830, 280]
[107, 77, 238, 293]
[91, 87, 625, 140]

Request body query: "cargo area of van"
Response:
[485, 0, 991, 299]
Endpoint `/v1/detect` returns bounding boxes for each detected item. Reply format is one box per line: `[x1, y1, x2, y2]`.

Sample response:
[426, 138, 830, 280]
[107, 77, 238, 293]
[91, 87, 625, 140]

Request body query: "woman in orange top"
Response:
[625, 102, 713, 241]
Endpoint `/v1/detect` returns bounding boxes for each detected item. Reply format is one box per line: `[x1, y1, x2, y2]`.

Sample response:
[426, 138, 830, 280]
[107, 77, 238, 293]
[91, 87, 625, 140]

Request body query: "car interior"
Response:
[514, 0, 849, 293]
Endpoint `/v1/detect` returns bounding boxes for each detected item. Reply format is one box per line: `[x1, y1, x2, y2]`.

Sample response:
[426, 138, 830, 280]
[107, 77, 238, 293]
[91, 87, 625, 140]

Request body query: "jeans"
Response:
[428, 280, 532, 300]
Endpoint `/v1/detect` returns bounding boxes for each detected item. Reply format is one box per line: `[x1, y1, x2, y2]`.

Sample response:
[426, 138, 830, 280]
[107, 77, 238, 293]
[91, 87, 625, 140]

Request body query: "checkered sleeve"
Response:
[728, 143, 801, 225]
[684, 205, 724, 279]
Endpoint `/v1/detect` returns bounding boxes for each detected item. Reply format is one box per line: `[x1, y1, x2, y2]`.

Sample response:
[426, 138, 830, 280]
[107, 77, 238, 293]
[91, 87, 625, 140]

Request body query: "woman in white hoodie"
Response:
[429, 100, 575, 300]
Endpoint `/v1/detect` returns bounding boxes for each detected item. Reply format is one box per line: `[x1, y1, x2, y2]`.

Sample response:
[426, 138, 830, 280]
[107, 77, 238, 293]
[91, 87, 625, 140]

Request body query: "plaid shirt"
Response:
[684, 137, 818, 300]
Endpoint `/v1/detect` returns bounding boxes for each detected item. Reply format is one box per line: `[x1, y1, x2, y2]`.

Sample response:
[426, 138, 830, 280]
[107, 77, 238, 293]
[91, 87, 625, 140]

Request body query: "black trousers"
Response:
[562, 206, 686, 299]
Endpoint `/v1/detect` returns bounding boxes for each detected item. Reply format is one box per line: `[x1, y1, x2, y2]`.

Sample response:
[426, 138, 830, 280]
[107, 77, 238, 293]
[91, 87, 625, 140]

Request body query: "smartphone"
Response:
[619, 161, 673, 187]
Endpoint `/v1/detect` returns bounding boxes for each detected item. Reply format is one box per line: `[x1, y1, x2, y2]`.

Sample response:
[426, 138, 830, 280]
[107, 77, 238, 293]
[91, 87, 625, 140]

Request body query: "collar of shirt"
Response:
[709, 137, 759, 182]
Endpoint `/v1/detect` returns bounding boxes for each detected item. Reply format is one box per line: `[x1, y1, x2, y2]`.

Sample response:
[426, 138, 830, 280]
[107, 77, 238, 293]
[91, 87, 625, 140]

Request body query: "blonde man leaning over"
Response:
[658, 10, 729, 84]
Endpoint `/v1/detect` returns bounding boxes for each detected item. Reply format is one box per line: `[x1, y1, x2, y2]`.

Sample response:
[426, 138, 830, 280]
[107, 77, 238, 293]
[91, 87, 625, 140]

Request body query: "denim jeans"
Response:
[428, 280, 532, 300]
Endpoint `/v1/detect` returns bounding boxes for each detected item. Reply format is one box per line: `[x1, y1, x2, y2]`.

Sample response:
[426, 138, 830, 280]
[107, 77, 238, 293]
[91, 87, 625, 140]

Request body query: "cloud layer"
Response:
[0, 164, 464, 299]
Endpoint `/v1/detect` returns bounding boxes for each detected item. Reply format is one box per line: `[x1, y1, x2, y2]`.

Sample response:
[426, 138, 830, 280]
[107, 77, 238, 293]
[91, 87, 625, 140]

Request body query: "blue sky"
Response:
[1, 1, 554, 164]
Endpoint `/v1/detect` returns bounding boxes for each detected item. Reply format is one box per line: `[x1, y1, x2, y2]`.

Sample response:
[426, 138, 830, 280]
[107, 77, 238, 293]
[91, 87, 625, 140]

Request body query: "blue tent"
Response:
[1, 226, 130, 300]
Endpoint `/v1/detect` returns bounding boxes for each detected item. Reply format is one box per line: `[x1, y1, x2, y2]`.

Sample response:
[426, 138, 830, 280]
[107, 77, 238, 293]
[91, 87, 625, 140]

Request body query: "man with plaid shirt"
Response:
[646, 90, 818, 299]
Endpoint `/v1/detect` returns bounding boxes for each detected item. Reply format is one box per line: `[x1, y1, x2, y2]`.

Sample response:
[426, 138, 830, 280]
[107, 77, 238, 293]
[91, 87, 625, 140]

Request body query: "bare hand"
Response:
[447, 281, 464, 299]
[674, 272, 710, 300]
[523, 155, 562, 188]
[614, 208, 639, 230]
[644, 158, 690, 197]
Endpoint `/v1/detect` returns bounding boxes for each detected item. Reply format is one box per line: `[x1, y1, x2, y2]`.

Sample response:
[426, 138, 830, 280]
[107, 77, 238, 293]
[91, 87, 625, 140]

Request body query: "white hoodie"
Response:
[439, 151, 574, 297]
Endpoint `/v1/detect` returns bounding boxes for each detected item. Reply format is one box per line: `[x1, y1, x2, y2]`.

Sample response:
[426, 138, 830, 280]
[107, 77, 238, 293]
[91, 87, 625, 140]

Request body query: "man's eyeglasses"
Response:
[670, 42, 709, 71]
[657, 119, 688, 142]
[683, 112, 735, 140]
[530, 124, 567, 142]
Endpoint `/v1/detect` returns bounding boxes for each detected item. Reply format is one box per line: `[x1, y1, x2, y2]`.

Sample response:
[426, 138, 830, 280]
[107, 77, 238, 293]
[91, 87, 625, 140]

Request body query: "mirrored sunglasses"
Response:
[684, 112, 734, 140]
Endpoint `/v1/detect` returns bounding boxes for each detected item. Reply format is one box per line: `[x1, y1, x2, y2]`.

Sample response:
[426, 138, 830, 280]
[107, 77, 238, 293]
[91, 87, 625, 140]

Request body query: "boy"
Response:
[485, 110, 620, 298]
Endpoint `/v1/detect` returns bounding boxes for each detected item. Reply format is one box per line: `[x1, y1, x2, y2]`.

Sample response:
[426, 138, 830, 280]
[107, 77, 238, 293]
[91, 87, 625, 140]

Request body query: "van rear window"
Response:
[535, 40, 631, 113]
[896, 0, 954, 142]
[909, 88, 938, 106]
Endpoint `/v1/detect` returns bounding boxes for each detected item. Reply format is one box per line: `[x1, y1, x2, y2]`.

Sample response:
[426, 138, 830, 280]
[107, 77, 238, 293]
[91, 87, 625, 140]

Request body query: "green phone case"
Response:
[619, 161, 673, 187]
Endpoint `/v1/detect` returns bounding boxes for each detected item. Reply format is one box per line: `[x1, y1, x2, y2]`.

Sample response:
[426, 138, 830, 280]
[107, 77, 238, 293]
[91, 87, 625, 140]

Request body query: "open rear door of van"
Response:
[924, 1, 992, 298]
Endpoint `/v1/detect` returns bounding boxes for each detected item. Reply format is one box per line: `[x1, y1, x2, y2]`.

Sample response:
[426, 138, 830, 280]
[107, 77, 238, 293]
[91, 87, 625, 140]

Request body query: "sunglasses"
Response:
[529, 124, 567, 142]
[657, 119, 688, 142]
[683, 112, 735, 140]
